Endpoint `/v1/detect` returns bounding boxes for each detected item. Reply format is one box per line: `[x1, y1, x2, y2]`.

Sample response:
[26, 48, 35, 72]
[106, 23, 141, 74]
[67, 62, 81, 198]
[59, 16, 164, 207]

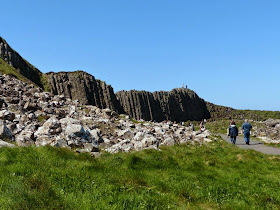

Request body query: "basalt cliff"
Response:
[0, 37, 44, 88]
[46, 71, 124, 113]
[116, 89, 210, 122]
[0, 36, 210, 122]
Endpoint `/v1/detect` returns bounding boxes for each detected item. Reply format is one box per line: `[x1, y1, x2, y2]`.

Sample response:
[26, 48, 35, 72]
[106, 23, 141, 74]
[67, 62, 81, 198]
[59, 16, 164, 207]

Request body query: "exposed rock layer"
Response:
[46, 71, 124, 114]
[0, 36, 211, 122]
[0, 73, 213, 153]
[116, 89, 211, 122]
[0, 37, 43, 88]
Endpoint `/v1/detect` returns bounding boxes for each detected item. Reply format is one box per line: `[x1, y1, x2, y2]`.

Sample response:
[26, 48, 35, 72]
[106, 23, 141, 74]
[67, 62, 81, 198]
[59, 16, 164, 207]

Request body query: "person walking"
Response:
[242, 119, 252, 145]
[228, 121, 238, 144]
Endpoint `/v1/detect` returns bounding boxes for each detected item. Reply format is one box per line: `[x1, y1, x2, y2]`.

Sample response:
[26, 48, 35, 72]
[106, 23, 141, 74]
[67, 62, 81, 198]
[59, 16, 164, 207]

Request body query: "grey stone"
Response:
[0, 120, 13, 141]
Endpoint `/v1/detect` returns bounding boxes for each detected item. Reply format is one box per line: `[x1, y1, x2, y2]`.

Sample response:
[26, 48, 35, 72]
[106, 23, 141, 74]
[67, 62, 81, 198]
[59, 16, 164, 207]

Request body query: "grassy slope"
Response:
[0, 57, 29, 83]
[0, 139, 280, 209]
[207, 102, 280, 121]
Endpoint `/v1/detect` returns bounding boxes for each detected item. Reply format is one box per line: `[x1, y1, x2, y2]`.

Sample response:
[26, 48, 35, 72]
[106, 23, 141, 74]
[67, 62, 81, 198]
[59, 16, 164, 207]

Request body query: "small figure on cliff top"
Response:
[182, 84, 184, 88]
[185, 84, 188, 89]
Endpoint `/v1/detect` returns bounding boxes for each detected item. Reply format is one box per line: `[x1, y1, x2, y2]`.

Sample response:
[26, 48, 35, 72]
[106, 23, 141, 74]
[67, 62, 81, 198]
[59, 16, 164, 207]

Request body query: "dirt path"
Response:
[220, 134, 280, 156]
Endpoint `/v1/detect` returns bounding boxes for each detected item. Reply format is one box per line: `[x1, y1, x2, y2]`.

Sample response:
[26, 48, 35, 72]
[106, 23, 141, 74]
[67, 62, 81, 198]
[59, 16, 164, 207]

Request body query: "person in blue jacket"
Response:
[228, 121, 238, 144]
[242, 119, 252, 145]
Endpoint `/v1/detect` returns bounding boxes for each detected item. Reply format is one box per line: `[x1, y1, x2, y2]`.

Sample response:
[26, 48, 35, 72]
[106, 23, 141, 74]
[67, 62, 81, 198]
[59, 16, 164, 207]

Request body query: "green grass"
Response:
[233, 110, 280, 121]
[0, 57, 29, 83]
[206, 120, 265, 135]
[130, 118, 145, 124]
[37, 115, 49, 123]
[40, 74, 51, 92]
[207, 102, 280, 121]
[0, 140, 280, 209]
[264, 143, 280, 148]
[206, 120, 243, 134]
[0, 57, 50, 92]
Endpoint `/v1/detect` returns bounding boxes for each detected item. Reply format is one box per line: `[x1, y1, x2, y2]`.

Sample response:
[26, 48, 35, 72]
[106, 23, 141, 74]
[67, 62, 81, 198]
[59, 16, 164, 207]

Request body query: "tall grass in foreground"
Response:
[0, 139, 280, 209]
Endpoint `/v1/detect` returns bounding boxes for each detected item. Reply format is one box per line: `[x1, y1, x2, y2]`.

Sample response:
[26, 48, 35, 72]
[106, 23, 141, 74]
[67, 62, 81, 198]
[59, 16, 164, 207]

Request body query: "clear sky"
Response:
[1, 0, 279, 111]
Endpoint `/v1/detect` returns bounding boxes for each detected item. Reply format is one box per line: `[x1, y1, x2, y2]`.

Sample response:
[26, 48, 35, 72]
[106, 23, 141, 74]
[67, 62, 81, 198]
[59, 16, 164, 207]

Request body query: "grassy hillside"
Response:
[207, 102, 280, 121]
[0, 57, 50, 91]
[0, 139, 279, 209]
[0, 57, 29, 83]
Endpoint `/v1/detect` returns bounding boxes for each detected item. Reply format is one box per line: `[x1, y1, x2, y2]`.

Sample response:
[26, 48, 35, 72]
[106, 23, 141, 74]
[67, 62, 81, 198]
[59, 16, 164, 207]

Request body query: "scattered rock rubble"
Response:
[0, 73, 213, 154]
[252, 119, 280, 144]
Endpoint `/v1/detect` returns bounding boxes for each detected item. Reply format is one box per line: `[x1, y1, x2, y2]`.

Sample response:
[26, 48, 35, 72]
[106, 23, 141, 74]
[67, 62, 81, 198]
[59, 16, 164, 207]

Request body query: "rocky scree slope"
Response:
[252, 119, 280, 144]
[116, 89, 210, 122]
[0, 73, 213, 153]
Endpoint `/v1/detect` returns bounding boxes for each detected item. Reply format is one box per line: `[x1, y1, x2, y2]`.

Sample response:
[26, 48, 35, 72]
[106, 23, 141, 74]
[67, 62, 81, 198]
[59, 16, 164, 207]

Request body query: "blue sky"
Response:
[1, 0, 279, 111]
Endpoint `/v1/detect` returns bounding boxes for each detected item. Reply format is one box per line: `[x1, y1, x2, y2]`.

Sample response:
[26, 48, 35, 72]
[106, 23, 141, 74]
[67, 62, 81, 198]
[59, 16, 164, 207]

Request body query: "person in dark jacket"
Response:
[228, 121, 238, 144]
[242, 119, 252, 145]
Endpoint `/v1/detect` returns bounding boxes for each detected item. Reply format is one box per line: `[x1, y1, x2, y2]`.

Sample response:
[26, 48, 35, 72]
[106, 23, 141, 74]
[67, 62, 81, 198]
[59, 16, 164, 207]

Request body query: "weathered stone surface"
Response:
[0, 38, 217, 155]
[0, 37, 43, 87]
[46, 71, 124, 113]
[0, 120, 13, 141]
[252, 119, 280, 144]
[116, 88, 210, 122]
[0, 110, 15, 121]
[0, 140, 15, 148]
[16, 130, 35, 146]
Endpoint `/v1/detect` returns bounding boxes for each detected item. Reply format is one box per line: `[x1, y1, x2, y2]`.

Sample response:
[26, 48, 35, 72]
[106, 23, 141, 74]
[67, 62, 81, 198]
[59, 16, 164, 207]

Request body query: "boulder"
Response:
[117, 129, 134, 139]
[65, 124, 99, 151]
[162, 137, 175, 146]
[0, 120, 13, 141]
[141, 135, 158, 147]
[35, 117, 62, 136]
[0, 140, 15, 148]
[0, 110, 15, 121]
[24, 102, 39, 111]
[16, 130, 35, 146]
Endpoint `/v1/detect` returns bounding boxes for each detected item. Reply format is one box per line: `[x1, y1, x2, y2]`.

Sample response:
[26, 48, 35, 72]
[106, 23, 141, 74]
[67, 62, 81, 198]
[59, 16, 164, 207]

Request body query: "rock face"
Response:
[46, 71, 124, 114]
[0, 37, 43, 88]
[116, 89, 210, 122]
[0, 73, 213, 154]
[0, 36, 210, 122]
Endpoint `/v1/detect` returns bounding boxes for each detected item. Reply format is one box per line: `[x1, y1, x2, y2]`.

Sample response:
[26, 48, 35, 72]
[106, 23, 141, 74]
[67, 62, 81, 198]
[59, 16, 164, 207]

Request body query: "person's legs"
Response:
[230, 136, 237, 144]
[244, 132, 250, 144]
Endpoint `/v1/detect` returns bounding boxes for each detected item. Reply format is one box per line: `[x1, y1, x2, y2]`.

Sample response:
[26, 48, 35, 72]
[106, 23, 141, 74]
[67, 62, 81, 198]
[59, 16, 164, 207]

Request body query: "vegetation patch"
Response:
[0, 58, 28, 83]
[40, 74, 51, 92]
[0, 140, 280, 209]
[207, 102, 280, 121]
[37, 115, 49, 123]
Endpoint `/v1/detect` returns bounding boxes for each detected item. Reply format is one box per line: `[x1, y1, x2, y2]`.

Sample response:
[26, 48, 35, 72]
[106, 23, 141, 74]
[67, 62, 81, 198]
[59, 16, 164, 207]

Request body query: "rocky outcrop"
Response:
[46, 71, 124, 113]
[0, 73, 213, 153]
[252, 119, 280, 144]
[116, 88, 210, 122]
[0, 36, 211, 122]
[0, 37, 43, 88]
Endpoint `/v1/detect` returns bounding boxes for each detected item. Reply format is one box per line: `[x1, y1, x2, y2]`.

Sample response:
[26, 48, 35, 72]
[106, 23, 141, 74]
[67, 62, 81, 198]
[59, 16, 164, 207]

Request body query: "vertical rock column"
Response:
[46, 71, 124, 113]
[116, 88, 210, 122]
